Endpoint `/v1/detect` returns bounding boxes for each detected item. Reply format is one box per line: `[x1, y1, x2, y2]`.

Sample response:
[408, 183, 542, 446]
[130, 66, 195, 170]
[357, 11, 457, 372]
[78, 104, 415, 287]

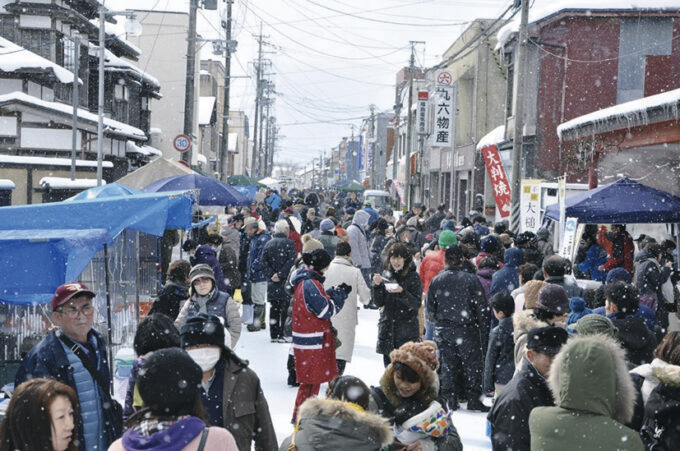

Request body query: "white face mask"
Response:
[187, 347, 221, 372]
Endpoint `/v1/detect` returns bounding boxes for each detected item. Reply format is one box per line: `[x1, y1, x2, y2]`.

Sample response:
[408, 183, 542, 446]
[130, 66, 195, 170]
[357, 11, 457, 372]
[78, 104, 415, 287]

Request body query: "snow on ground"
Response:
[232, 307, 492, 450]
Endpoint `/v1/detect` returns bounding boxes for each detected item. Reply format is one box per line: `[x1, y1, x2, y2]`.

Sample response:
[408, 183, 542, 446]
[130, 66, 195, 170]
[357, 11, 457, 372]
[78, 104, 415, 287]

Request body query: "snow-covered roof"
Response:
[0, 36, 76, 84]
[497, 1, 680, 49]
[88, 44, 160, 89]
[40, 177, 101, 189]
[558, 88, 680, 141]
[476, 125, 506, 150]
[149, 127, 162, 135]
[198, 96, 216, 125]
[0, 91, 146, 140]
[0, 154, 113, 168]
[126, 141, 163, 157]
[141, 145, 163, 157]
[0, 179, 15, 190]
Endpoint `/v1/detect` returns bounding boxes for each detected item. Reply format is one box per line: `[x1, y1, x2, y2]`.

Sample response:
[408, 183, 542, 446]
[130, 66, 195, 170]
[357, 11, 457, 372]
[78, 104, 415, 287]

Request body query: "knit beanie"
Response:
[180, 313, 226, 349]
[438, 230, 458, 249]
[137, 347, 202, 416]
[320, 218, 335, 232]
[605, 267, 632, 284]
[302, 248, 332, 271]
[389, 340, 439, 389]
[441, 220, 456, 232]
[522, 280, 548, 310]
[189, 264, 215, 285]
[536, 284, 570, 315]
[572, 313, 619, 339]
[566, 297, 592, 327]
[480, 235, 500, 253]
[301, 234, 324, 253]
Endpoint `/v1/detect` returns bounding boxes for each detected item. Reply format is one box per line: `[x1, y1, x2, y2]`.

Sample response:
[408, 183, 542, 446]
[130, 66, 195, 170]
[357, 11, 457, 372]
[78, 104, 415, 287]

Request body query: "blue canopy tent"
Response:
[143, 173, 249, 206]
[66, 182, 141, 201]
[232, 185, 257, 201]
[0, 190, 194, 305]
[544, 178, 680, 224]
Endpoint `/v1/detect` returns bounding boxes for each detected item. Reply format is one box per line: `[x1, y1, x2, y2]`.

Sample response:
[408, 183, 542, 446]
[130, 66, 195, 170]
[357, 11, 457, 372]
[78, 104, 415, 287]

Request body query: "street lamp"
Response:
[97, 8, 141, 186]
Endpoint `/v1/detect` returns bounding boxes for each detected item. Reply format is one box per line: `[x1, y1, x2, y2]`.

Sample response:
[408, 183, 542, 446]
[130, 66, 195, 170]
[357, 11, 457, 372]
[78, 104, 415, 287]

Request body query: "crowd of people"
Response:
[2, 187, 680, 450]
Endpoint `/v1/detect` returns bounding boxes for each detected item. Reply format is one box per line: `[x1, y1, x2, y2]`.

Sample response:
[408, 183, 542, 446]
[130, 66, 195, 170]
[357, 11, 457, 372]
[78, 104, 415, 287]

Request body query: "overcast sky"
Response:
[109, 0, 513, 168]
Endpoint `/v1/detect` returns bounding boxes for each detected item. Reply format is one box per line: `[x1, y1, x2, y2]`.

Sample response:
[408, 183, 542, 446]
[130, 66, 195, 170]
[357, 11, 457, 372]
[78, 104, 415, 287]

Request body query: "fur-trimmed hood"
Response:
[293, 397, 393, 449]
[512, 310, 548, 342]
[653, 363, 680, 388]
[548, 334, 635, 424]
[379, 364, 440, 409]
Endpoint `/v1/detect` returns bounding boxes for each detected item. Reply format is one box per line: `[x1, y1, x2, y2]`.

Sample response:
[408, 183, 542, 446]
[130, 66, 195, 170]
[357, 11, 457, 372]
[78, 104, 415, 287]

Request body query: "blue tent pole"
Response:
[104, 243, 113, 394]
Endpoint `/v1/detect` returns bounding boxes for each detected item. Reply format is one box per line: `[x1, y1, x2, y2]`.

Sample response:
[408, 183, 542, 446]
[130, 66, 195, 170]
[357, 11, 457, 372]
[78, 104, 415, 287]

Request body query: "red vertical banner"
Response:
[481, 145, 512, 217]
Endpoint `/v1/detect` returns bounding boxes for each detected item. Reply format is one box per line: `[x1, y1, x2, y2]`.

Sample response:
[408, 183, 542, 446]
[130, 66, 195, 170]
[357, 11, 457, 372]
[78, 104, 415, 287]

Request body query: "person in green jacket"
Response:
[529, 334, 644, 450]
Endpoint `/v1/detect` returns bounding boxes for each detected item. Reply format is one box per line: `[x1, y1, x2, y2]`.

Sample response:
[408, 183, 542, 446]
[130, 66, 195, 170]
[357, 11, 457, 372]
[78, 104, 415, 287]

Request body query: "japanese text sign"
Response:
[481, 145, 511, 217]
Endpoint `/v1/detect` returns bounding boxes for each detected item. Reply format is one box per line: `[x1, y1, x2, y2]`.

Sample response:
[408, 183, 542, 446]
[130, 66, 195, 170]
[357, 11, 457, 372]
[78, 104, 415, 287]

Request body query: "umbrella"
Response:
[337, 180, 366, 192]
[142, 174, 249, 206]
[227, 174, 263, 186]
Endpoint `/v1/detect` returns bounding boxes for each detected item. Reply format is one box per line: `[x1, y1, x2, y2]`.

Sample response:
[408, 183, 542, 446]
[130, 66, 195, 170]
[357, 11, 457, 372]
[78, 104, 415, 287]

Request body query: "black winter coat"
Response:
[487, 358, 554, 451]
[373, 264, 422, 355]
[640, 364, 680, 450]
[610, 313, 656, 366]
[483, 316, 515, 392]
[149, 280, 188, 320]
[262, 232, 297, 300]
[369, 231, 388, 272]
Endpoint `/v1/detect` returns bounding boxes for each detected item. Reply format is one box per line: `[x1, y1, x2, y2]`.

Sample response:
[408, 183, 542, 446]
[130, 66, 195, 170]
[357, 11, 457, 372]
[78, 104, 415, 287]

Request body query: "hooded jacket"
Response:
[529, 335, 644, 451]
[490, 247, 523, 295]
[608, 311, 656, 366]
[347, 210, 372, 268]
[280, 398, 393, 451]
[640, 363, 680, 450]
[511, 310, 549, 367]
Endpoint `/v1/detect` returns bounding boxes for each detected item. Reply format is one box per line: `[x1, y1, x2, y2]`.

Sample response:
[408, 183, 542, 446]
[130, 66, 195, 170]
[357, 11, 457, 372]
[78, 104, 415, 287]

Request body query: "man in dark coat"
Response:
[262, 219, 297, 342]
[245, 217, 271, 331]
[149, 259, 191, 320]
[487, 326, 568, 451]
[542, 254, 585, 299]
[425, 203, 447, 234]
[426, 245, 490, 411]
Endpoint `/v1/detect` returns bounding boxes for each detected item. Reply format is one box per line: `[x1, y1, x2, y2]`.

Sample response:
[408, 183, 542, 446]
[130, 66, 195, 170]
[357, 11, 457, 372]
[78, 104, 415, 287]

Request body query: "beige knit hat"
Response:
[389, 340, 439, 388]
[301, 233, 323, 253]
[523, 280, 548, 310]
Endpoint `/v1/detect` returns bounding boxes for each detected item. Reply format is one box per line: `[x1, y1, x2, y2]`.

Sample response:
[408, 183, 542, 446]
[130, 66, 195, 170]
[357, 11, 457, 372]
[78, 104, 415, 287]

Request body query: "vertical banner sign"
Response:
[560, 217, 579, 259]
[431, 70, 453, 147]
[481, 145, 511, 217]
[417, 91, 428, 135]
[558, 174, 567, 248]
[520, 179, 542, 232]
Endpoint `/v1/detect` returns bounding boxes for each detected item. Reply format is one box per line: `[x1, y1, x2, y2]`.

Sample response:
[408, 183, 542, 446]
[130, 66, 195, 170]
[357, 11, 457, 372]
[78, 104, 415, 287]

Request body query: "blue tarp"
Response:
[143, 174, 249, 206]
[66, 182, 141, 201]
[233, 185, 257, 200]
[544, 178, 680, 224]
[0, 190, 194, 305]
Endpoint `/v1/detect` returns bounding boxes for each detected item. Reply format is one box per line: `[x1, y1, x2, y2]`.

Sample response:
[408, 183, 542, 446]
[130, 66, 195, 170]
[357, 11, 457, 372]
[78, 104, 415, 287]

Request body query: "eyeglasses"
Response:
[57, 304, 94, 317]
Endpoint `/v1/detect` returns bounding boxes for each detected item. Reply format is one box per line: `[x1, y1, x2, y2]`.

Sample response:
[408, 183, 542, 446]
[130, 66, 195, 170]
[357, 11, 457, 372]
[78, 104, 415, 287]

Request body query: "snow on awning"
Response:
[557, 88, 680, 141]
[0, 154, 113, 168]
[0, 36, 76, 84]
[126, 141, 151, 156]
[0, 179, 15, 190]
[40, 177, 102, 190]
[199, 96, 216, 125]
[496, 1, 680, 49]
[476, 125, 506, 151]
[0, 91, 147, 140]
[141, 145, 163, 157]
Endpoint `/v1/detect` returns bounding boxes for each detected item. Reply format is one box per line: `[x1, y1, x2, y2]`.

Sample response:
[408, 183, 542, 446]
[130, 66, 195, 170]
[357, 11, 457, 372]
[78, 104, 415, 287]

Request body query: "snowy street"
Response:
[232, 306, 491, 450]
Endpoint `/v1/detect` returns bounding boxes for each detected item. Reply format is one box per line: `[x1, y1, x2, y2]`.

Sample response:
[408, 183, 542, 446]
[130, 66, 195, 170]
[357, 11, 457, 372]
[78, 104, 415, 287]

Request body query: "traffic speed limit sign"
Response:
[173, 134, 191, 152]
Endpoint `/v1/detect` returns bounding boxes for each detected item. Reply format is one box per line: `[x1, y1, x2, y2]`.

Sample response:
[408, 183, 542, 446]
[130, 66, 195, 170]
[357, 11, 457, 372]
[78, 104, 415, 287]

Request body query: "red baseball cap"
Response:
[52, 282, 95, 311]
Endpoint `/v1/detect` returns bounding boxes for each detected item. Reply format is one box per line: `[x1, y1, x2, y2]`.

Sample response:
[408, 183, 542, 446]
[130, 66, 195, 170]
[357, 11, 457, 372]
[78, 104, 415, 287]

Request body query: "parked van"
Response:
[363, 190, 392, 209]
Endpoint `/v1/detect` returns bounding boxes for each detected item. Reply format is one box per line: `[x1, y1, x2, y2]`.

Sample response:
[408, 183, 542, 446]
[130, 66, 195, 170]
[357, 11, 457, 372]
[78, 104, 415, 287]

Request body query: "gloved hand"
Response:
[336, 283, 352, 294]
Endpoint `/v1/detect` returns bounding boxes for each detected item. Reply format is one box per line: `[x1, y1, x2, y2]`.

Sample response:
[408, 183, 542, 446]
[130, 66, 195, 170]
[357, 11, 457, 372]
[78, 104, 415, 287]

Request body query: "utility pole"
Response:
[250, 24, 263, 177]
[182, 0, 199, 165]
[70, 34, 80, 181]
[510, 0, 529, 234]
[369, 104, 376, 188]
[257, 79, 267, 176]
[219, 0, 234, 181]
[349, 125, 356, 182]
[403, 41, 424, 210]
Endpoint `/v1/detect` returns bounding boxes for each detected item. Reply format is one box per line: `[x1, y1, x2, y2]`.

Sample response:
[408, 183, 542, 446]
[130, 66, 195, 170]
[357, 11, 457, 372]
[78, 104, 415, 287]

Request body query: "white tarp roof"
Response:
[497, 1, 680, 48]
[198, 96, 216, 125]
[476, 125, 506, 150]
[557, 88, 680, 141]
[40, 177, 101, 189]
[0, 154, 113, 168]
[0, 91, 146, 140]
[0, 36, 76, 84]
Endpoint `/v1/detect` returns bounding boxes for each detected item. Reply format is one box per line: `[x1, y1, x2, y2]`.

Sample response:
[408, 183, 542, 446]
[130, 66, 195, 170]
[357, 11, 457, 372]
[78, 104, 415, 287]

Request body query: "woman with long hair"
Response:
[0, 378, 78, 451]
[372, 242, 423, 367]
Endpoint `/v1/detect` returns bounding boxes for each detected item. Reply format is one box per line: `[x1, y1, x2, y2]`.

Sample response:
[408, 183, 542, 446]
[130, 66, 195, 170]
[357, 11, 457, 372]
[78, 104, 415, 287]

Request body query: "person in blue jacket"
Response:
[245, 217, 272, 331]
[15, 282, 121, 451]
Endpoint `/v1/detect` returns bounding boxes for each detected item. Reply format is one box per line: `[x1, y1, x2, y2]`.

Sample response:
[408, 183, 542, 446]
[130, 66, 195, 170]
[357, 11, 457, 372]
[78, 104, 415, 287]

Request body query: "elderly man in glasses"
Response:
[15, 282, 121, 450]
